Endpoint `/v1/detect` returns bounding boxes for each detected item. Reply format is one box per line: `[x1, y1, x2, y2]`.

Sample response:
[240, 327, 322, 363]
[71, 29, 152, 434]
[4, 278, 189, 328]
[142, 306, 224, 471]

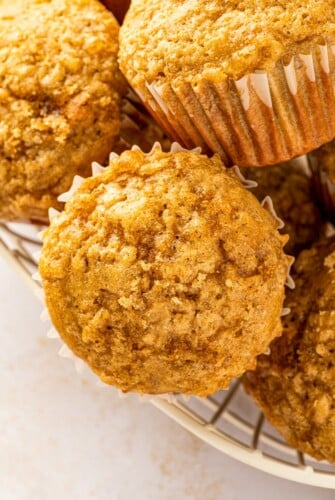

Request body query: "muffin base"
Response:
[135, 40, 335, 167]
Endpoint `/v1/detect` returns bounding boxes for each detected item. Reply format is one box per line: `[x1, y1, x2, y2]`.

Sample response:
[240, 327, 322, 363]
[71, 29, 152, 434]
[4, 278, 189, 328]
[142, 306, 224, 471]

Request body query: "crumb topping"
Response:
[0, 0, 125, 221]
[120, 0, 335, 86]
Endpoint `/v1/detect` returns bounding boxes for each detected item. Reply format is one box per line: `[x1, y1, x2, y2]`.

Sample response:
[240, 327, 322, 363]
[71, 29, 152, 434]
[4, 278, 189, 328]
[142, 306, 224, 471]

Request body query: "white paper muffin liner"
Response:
[35, 142, 294, 398]
[133, 40, 335, 167]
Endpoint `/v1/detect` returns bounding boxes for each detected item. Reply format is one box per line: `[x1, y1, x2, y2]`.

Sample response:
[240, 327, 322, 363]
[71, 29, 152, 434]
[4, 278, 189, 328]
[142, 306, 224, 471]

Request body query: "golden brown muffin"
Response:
[120, 0, 335, 167]
[40, 146, 290, 396]
[309, 139, 335, 224]
[244, 238, 335, 463]
[0, 0, 126, 222]
[100, 0, 130, 23]
[241, 161, 323, 256]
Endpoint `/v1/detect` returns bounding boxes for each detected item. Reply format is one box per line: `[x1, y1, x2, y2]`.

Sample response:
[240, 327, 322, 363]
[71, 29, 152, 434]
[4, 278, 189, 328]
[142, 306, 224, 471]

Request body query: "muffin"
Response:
[100, 0, 130, 23]
[244, 238, 335, 463]
[120, 0, 335, 167]
[241, 160, 323, 255]
[309, 139, 335, 225]
[0, 0, 126, 222]
[39, 146, 291, 396]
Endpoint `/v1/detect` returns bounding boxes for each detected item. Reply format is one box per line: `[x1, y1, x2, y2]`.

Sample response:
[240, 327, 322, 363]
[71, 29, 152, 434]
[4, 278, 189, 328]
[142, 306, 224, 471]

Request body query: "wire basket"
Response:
[1, 221, 335, 489]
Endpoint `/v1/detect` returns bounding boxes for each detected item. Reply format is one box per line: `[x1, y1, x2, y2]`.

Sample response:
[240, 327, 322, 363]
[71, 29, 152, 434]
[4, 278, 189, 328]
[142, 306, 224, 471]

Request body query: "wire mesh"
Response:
[1, 221, 335, 488]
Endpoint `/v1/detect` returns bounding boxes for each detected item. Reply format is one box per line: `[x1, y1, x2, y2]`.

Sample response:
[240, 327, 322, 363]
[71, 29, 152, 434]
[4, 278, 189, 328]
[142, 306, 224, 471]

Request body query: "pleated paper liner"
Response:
[34, 142, 294, 402]
[134, 39, 335, 167]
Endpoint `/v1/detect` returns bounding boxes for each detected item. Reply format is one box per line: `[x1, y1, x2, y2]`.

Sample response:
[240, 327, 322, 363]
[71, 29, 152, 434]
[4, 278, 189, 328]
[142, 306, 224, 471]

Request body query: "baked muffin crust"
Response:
[120, 0, 335, 86]
[0, 0, 125, 221]
[40, 147, 289, 395]
[245, 238, 335, 462]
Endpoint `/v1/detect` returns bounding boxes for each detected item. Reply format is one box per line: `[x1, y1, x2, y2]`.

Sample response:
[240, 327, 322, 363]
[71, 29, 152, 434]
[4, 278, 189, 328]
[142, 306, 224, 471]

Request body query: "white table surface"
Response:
[1, 258, 334, 500]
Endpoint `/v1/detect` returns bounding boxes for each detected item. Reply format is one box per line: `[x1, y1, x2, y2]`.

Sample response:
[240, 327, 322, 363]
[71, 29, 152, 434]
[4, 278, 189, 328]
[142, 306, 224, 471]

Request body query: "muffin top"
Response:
[40, 147, 290, 396]
[245, 238, 335, 462]
[120, 0, 335, 86]
[242, 162, 323, 256]
[0, 0, 125, 221]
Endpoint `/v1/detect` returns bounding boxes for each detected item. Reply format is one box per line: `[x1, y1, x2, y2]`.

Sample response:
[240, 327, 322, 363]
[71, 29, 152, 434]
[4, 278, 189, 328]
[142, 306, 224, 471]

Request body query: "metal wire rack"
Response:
[1, 221, 335, 489]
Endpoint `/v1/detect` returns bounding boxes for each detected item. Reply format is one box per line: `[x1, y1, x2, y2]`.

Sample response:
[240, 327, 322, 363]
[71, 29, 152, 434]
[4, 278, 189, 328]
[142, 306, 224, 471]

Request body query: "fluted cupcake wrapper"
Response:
[135, 40, 335, 167]
[309, 153, 335, 225]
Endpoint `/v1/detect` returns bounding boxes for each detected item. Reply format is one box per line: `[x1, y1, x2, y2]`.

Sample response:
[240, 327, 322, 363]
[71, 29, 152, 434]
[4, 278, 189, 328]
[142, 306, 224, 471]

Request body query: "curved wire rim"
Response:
[152, 398, 335, 489]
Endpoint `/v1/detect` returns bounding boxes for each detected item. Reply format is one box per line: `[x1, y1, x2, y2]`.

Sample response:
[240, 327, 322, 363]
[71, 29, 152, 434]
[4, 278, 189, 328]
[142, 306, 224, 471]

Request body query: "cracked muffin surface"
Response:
[120, 0, 335, 87]
[245, 238, 335, 462]
[0, 0, 125, 222]
[40, 147, 290, 395]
